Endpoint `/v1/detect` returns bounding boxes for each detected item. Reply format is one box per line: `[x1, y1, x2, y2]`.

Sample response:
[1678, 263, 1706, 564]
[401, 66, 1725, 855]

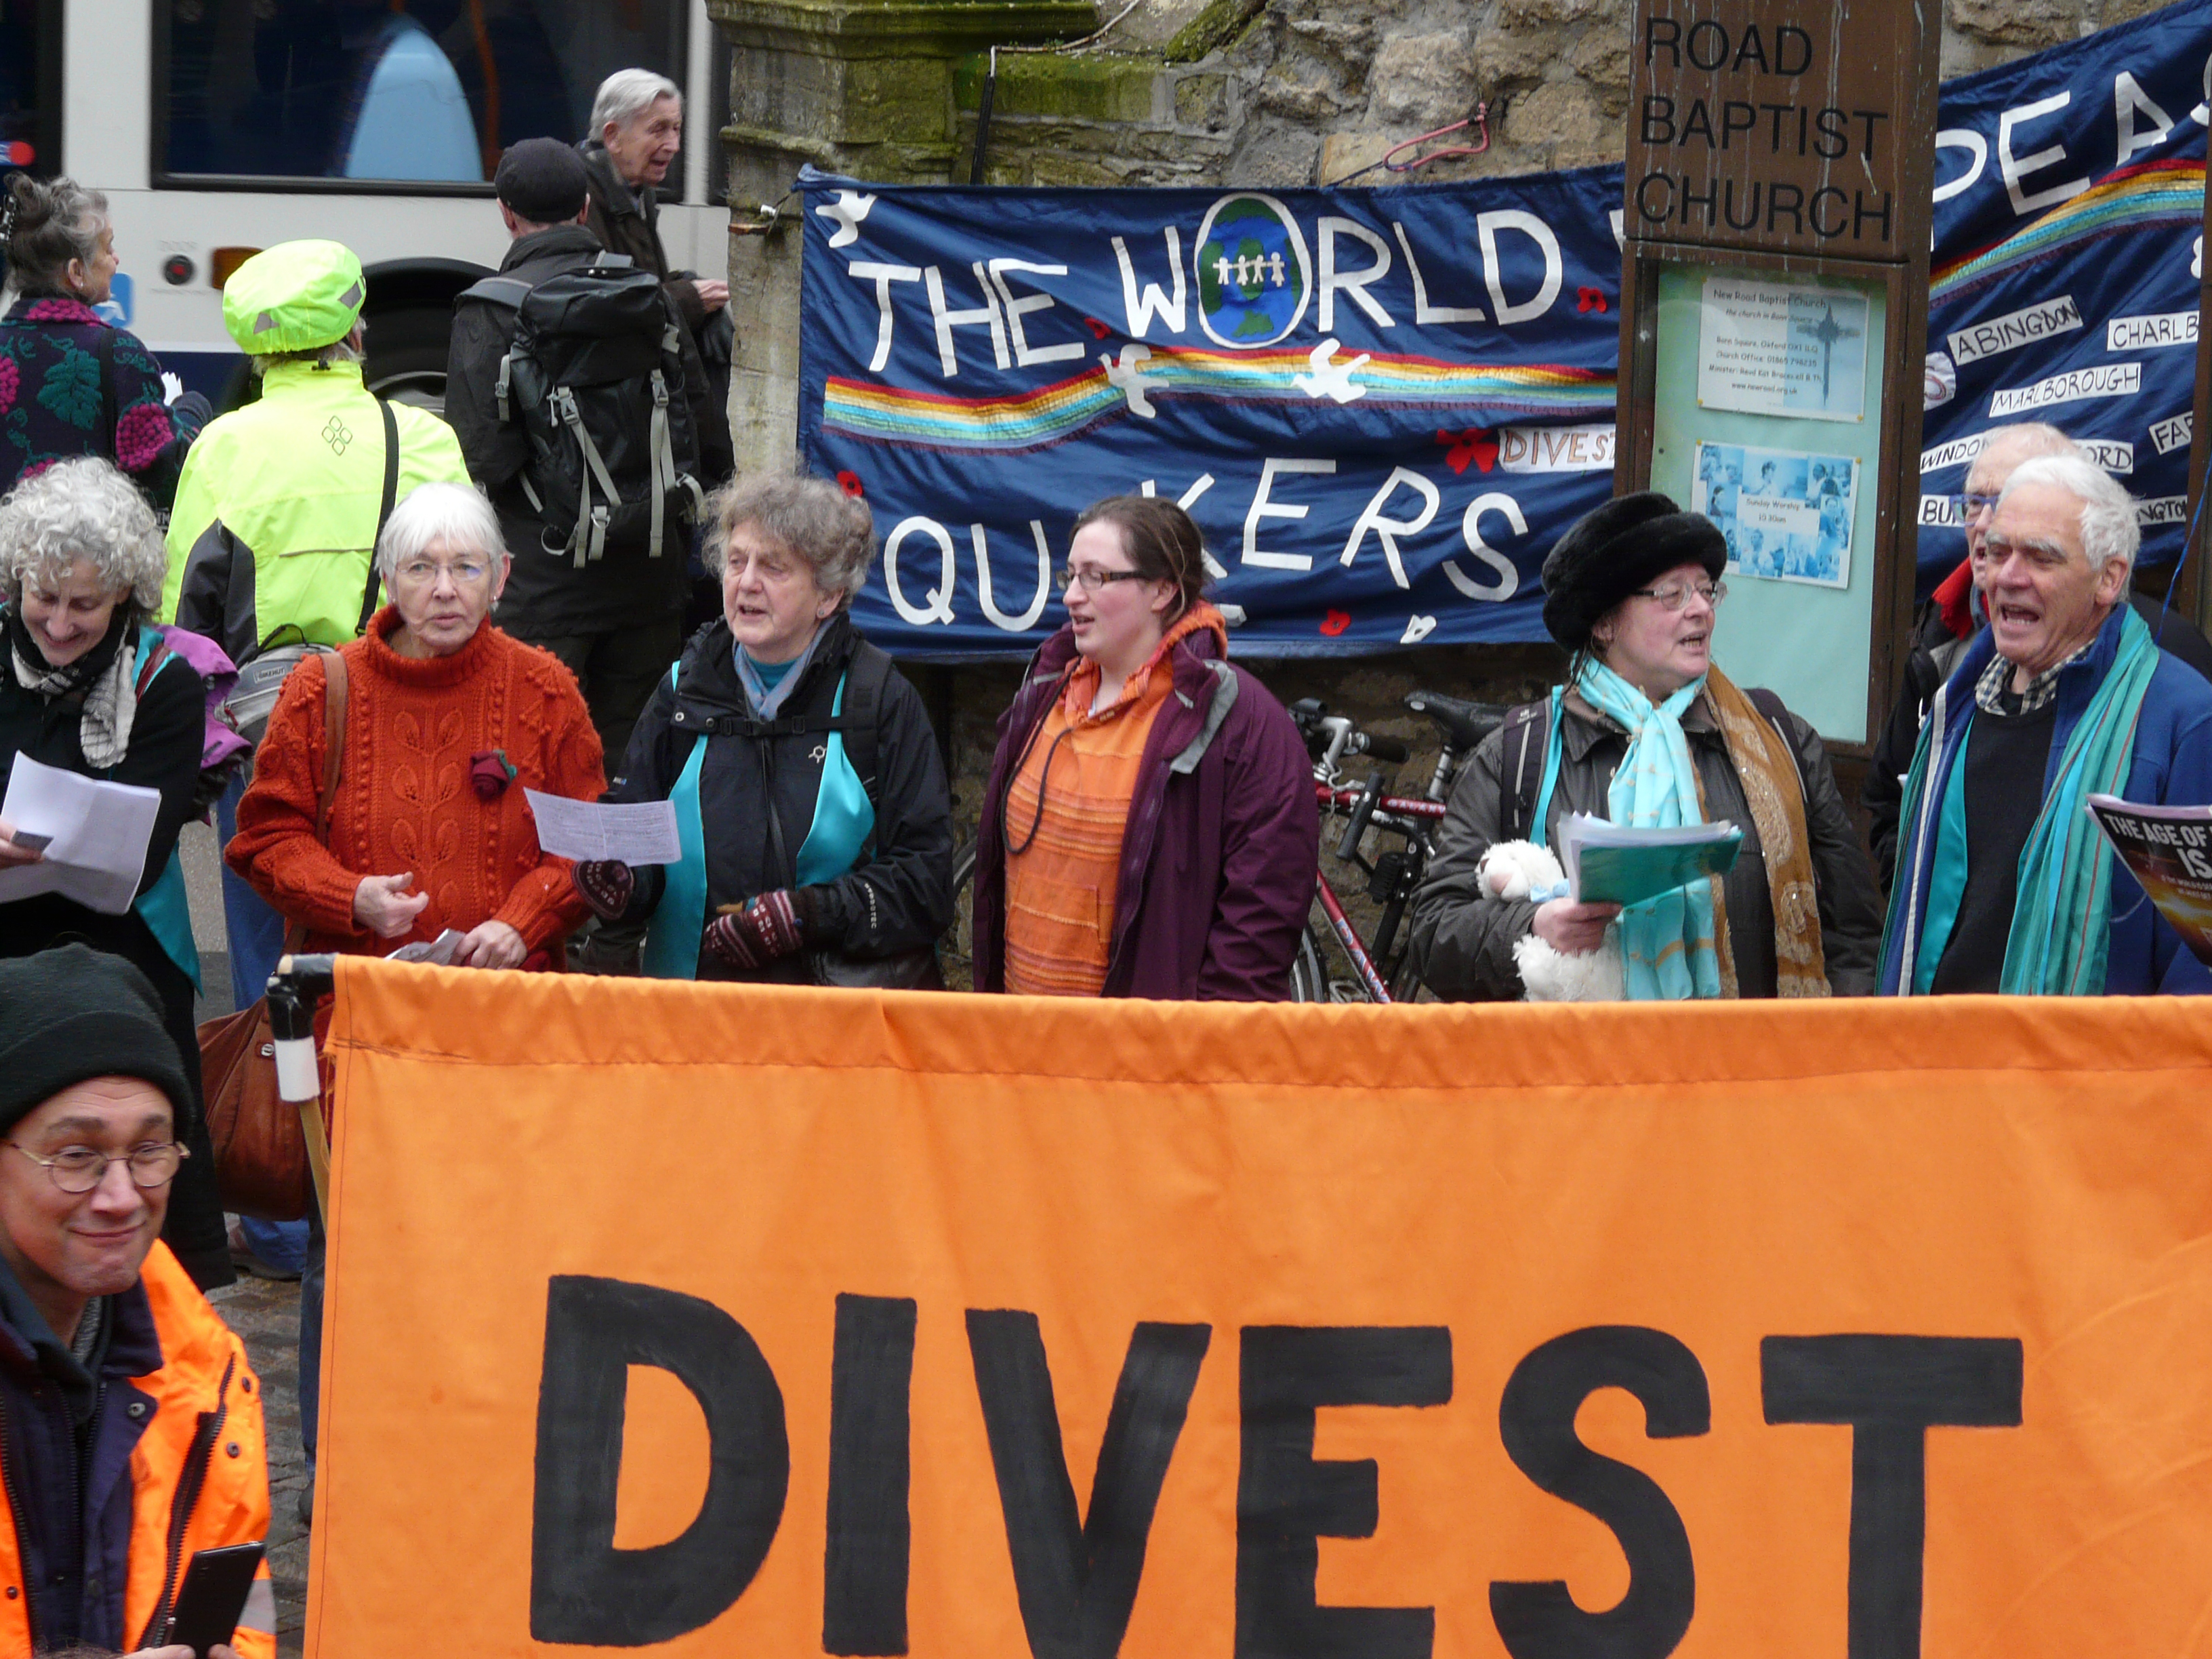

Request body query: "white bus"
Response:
[7, 0, 730, 407]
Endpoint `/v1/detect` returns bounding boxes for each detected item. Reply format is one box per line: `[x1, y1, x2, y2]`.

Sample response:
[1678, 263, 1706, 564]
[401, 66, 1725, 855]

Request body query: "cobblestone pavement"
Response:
[205, 1273, 310, 1659]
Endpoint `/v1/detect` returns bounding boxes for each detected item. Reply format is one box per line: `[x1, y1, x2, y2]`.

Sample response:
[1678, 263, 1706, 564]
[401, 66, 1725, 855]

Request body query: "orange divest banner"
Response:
[308, 958, 2212, 1659]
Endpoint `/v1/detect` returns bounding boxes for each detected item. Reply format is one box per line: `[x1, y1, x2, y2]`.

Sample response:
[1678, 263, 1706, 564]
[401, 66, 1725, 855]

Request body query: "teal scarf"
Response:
[2003, 605, 2158, 993]
[1574, 659, 1723, 1000]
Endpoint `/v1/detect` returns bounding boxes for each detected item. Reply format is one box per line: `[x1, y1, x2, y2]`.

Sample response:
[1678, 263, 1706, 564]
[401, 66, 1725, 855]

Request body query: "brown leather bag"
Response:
[198, 653, 348, 1221]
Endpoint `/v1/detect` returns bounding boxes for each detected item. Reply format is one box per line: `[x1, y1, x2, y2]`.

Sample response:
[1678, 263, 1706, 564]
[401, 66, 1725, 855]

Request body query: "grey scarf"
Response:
[12, 627, 139, 768]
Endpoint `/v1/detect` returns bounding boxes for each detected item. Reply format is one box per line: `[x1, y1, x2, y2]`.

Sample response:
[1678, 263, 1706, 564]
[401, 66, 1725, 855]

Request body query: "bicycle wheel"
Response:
[1288, 924, 1330, 1003]
[939, 842, 979, 991]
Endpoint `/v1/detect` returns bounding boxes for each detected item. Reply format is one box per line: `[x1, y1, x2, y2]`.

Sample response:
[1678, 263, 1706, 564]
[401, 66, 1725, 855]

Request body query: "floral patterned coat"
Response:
[0, 294, 203, 510]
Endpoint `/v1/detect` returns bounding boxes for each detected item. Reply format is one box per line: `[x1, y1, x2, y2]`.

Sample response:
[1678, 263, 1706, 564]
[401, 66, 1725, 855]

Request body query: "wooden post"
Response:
[2185, 174, 2212, 630]
[1615, 0, 1940, 753]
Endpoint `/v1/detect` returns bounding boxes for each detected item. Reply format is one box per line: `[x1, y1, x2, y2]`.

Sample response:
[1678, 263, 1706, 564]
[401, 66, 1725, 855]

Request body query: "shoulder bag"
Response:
[197, 651, 350, 1220]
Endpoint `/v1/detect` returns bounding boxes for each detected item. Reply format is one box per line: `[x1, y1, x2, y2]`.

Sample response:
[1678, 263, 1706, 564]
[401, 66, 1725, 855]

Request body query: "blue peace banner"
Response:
[1918, 0, 2210, 587]
[798, 0, 2212, 658]
[797, 167, 1626, 657]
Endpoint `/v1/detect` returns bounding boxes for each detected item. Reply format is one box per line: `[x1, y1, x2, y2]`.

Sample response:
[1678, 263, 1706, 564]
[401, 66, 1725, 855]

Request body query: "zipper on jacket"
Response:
[0, 1390, 41, 1652]
[139, 1353, 232, 1650]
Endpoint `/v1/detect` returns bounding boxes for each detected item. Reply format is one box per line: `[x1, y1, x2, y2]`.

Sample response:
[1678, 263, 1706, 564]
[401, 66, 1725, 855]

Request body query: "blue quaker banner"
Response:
[1919, 0, 2210, 586]
[798, 0, 2212, 657]
[797, 167, 1626, 657]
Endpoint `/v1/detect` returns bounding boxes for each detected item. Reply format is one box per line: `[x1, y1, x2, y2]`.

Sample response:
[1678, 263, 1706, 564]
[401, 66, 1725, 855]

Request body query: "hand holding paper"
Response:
[0, 755, 161, 914]
[525, 790, 680, 865]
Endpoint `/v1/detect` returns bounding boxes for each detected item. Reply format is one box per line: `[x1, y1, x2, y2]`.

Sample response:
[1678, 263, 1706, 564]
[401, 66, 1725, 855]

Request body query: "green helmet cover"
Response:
[222, 240, 368, 354]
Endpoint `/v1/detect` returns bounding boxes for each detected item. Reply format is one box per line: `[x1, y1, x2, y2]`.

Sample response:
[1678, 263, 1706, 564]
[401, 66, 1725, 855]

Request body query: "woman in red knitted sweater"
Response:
[227, 483, 604, 967]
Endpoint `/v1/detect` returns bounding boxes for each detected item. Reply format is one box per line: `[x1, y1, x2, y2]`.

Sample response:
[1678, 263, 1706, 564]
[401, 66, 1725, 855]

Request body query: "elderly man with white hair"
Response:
[1881, 455, 2212, 995]
[1866, 423, 2212, 886]
[577, 68, 729, 340]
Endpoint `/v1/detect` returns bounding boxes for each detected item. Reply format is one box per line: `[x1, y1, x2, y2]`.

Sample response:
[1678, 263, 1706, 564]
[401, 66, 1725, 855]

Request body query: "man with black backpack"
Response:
[446, 138, 733, 764]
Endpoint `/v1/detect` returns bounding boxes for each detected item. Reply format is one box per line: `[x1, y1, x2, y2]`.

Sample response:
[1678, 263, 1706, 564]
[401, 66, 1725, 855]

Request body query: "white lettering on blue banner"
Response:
[1988, 361, 2139, 416]
[1946, 295, 2082, 365]
[2106, 311, 2198, 351]
[2150, 412, 2193, 455]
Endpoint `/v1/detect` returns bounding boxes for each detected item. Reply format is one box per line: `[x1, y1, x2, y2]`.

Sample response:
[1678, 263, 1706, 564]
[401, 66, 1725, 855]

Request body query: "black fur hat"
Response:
[1538, 491, 1727, 650]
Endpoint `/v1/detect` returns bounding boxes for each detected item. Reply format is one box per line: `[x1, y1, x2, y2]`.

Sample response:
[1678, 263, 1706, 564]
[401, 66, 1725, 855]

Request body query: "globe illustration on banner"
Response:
[1194, 193, 1313, 350]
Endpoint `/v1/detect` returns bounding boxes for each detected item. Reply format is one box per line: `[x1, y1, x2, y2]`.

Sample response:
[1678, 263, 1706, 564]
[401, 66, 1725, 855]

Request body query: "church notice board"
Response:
[1617, 0, 1940, 750]
[306, 958, 2212, 1658]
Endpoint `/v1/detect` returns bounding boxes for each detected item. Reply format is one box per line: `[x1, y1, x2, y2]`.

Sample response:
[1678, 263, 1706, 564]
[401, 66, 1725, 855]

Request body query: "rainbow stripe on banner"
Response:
[1931, 158, 2203, 303]
[820, 347, 1617, 453]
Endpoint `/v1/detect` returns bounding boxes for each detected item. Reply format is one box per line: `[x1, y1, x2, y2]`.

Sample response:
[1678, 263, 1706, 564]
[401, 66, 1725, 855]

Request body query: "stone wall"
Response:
[714, 0, 2131, 943]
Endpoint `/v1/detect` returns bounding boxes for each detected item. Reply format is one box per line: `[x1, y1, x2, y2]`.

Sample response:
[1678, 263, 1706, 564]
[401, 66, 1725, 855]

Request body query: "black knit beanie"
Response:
[1539, 491, 1727, 651]
[0, 944, 194, 1139]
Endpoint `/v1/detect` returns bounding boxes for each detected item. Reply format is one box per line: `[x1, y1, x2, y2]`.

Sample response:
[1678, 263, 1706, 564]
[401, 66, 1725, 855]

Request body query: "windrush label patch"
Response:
[2136, 495, 2188, 525]
[1946, 296, 2083, 366]
[2152, 413, 2193, 455]
[1988, 362, 2139, 417]
[2106, 311, 2199, 352]
[1921, 434, 1987, 474]
[1496, 424, 1615, 472]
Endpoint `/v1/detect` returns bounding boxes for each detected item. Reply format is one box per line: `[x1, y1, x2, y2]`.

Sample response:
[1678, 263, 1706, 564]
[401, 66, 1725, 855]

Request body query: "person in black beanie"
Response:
[0, 943, 272, 1658]
[1410, 491, 1882, 1002]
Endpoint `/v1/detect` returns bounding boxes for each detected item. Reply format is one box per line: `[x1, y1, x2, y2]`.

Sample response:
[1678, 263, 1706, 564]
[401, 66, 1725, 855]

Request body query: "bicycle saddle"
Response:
[1404, 690, 1509, 752]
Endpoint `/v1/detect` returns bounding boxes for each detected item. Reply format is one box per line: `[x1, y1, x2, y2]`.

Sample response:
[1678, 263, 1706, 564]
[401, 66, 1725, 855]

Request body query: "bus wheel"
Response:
[363, 308, 452, 413]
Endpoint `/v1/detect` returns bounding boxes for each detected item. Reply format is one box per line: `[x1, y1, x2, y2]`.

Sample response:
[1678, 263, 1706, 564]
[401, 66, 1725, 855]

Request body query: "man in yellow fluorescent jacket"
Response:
[0, 945, 273, 1658]
[161, 239, 470, 661]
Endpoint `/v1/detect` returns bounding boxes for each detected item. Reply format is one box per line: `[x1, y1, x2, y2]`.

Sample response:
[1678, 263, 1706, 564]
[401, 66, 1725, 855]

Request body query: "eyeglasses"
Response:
[5, 1139, 187, 1194]
[1950, 491, 2002, 523]
[1630, 580, 1727, 611]
[393, 558, 493, 586]
[1056, 566, 1150, 594]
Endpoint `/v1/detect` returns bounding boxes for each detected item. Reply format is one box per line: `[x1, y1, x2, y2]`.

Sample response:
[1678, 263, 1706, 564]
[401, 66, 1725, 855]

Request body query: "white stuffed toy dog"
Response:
[1475, 840, 1627, 1002]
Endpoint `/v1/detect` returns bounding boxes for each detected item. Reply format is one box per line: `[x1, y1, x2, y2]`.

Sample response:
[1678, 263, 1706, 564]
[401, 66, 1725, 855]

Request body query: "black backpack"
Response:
[461, 255, 704, 567]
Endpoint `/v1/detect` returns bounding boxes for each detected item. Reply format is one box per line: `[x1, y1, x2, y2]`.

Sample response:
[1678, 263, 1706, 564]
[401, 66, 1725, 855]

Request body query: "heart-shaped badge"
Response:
[1400, 615, 1437, 645]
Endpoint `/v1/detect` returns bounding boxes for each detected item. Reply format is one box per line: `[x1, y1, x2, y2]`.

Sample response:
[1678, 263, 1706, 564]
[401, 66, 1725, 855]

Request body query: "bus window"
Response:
[158, 0, 693, 190]
[0, 0, 62, 178]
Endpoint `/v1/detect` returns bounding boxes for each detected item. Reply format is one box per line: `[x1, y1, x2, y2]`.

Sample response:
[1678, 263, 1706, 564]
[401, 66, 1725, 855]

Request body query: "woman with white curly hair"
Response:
[0, 457, 233, 1288]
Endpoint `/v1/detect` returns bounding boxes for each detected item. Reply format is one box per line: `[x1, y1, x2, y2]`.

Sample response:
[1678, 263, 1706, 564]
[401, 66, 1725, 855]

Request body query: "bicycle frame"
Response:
[1307, 783, 1450, 1004]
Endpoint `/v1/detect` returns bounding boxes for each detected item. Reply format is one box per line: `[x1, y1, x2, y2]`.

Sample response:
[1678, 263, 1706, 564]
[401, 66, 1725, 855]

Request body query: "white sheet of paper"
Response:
[524, 790, 681, 865]
[0, 754, 162, 914]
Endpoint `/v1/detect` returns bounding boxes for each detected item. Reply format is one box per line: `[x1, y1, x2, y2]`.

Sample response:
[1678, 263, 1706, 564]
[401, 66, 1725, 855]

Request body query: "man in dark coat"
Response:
[575, 69, 728, 361]
[445, 138, 731, 764]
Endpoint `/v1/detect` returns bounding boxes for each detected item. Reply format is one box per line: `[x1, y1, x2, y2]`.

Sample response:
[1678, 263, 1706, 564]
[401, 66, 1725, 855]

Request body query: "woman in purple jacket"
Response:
[972, 496, 1317, 1000]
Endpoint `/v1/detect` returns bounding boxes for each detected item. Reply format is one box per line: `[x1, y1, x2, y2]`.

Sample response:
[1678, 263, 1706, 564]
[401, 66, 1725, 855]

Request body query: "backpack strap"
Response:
[837, 640, 894, 808]
[1500, 699, 1553, 843]
[457, 275, 533, 310]
[356, 398, 400, 633]
[1743, 685, 1808, 802]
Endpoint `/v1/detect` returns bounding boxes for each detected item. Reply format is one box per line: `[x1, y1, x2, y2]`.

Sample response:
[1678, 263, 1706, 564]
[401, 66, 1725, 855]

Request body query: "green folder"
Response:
[1562, 813, 1744, 908]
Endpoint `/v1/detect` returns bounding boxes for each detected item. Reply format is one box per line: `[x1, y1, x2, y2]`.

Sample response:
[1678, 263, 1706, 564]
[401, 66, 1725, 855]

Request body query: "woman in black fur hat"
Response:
[1408, 491, 1882, 1002]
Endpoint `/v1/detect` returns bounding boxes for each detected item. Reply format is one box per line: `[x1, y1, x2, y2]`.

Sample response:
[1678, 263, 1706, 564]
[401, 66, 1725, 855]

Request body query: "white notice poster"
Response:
[1692, 442, 1858, 589]
[1697, 276, 1868, 422]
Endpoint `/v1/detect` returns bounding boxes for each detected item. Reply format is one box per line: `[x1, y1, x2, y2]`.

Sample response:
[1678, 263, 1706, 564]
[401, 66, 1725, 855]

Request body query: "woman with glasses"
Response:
[1412, 491, 1882, 1001]
[573, 472, 954, 983]
[0, 459, 231, 1290]
[227, 481, 605, 970]
[970, 495, 1316, 1000]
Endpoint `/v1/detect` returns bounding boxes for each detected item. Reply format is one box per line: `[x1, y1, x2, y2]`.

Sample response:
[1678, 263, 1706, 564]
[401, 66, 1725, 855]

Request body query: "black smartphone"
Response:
[165, 1540, 265, 1657]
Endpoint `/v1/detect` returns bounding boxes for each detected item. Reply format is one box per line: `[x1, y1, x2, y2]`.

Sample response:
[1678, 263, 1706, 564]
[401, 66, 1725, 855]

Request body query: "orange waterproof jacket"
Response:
[0, 1242, 275, 1657]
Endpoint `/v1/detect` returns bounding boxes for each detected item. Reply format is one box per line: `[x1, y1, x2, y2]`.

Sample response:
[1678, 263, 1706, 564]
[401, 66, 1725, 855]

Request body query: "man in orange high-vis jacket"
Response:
[0, 945, 273, 1658]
